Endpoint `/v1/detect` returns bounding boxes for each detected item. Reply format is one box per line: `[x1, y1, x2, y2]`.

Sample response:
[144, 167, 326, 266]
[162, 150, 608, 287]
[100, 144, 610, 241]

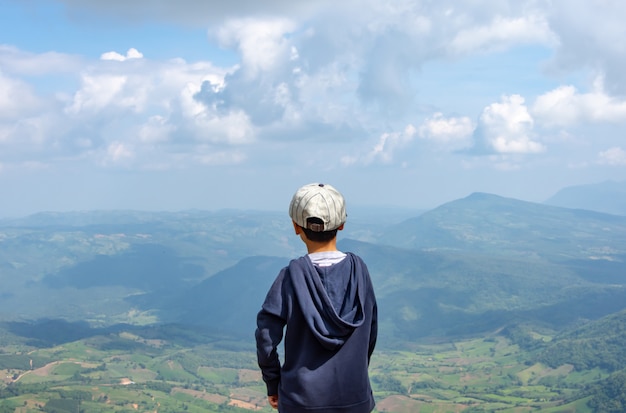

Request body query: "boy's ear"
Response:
[292, 220, 302, 234]
[337, 224, 344, 230]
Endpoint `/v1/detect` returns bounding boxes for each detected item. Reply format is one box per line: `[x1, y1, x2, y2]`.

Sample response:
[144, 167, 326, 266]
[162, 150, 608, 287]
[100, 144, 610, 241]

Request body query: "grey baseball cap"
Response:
[289, 183, 347, 232]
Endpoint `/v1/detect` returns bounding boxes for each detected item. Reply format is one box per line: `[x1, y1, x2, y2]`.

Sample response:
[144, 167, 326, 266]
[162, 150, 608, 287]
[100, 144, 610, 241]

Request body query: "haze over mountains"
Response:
[1, 180, 625, 349]
[545, 180, 626, 216]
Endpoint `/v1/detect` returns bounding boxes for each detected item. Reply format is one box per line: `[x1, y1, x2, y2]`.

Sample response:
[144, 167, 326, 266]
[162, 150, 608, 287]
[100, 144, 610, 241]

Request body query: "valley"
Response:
[1, 187, 626, 412]
[0, 322, 610, 412]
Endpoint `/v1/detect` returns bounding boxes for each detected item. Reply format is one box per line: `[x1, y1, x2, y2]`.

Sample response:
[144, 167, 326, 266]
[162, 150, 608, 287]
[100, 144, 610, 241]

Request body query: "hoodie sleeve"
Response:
[255, 268, 289, 396]
[368, 301, 378, 363]
[362, 259, 378, 363]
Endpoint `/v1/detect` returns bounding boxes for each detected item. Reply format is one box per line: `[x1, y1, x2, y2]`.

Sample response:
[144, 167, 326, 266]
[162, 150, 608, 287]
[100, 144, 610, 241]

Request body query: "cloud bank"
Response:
[1, 0, 626, 213]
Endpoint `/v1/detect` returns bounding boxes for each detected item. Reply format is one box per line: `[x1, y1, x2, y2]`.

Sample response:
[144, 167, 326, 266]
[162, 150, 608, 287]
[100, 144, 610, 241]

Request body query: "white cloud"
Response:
[4, 0, 626, 188]
[294, 63, 359, 125]
[61, 49, 256, 153]
[3, 116, 56, 147]
[101, 48, 144, 61]
[0, 70, 42, 120]
[449, 14, 556, 55]
[66, 74, 129, 114]
[341, 123, 418, 167]
[179, 80, 256, 144]
[533, 78, 626, 127]
[190, 109, 255, 145]
[138, 116, 176, 143]
[598, 147, 626, 166]
[0, 73, 60, 154]
[215, 18, 296, 78]
[104, 141, 134, 164]
[47, 0, 626, 102]
[545, 0, 626, 96]
[418, 113, 474, 148]
[0, 41, 252, 170]
[474, 95, 545, 154]
[362, 124, 417, 164]
[0, 45, 82, 76]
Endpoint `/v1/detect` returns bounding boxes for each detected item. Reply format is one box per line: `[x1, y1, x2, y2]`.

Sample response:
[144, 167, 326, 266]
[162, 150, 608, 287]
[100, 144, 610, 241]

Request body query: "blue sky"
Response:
[2, 0, 626, 217]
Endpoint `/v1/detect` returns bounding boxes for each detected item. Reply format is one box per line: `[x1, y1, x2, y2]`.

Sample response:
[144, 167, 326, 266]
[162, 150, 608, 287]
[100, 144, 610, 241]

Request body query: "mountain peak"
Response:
[380, 191, 626, 259]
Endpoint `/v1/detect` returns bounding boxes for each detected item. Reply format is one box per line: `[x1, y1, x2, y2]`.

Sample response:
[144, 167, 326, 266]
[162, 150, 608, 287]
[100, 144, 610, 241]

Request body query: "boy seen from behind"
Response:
[255, 183, 378, 413]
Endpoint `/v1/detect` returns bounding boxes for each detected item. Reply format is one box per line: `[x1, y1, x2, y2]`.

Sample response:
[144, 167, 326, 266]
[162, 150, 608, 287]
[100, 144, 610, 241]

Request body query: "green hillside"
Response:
[2, 194, 626, 345]
[173, 238, 626, 343]
[380, 192, 626, 261]
[535, 309, 626, 372]
[0, 210, 300, 324]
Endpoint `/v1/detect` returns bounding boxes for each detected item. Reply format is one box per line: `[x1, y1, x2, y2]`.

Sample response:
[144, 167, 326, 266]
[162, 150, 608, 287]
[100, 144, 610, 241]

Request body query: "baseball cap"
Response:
[289, 183, 347, 232]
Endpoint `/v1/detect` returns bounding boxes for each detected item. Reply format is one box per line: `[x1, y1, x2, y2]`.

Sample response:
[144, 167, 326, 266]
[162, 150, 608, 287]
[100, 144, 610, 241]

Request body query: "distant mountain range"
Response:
[167, 192, 626, 344]
[2, 184, 624, 348]
[544, 180, 626, 216]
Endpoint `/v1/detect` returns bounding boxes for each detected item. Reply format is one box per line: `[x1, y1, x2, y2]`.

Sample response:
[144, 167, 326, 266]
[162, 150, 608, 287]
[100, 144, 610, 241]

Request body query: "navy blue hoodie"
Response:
[256, 252, 377, 413]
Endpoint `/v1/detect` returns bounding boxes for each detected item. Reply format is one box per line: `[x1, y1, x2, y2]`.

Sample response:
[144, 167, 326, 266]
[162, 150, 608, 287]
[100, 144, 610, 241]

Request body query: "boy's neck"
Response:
[304, 239, 338, 254]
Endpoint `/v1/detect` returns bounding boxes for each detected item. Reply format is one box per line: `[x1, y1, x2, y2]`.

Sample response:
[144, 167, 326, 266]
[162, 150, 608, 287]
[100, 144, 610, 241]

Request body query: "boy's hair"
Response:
[302, 217, 338, 243]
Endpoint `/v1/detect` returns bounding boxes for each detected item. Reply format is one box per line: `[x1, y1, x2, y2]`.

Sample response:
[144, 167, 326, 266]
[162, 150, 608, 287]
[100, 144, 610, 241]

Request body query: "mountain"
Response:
[544, 180, 626, 216]
[169, 255, 287, 336]
[378, 192, 626, 261]
[2, 194, 626, 346]
[0, 209, 301, 323]
[3, 195, 626, 412]
[168, 236, 626, 344]
[161, 193, 626, 342]
[365, 193, 626, 341]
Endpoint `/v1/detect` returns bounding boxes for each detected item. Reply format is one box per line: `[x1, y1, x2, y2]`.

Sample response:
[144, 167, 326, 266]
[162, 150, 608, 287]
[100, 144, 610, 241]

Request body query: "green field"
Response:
[0, 324, 609, 413]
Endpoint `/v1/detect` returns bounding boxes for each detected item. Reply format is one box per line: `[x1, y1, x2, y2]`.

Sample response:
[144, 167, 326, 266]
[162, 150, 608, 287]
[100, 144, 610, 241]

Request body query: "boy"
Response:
[255, 183, 378, 413]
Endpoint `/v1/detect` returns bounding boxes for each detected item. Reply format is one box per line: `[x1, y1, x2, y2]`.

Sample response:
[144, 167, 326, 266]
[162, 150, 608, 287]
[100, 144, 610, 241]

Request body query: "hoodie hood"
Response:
[288, 253, 366, 350]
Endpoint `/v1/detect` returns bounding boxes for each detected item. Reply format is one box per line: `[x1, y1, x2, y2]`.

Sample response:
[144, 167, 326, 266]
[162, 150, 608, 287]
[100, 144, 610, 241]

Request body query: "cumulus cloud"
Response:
[344, 124, 417, 165]
[598, 147, 626, 166]
[214, 18, 296, 78]
[449, 13, 556, 55]
[4, 0, 626, 178]
[101, 48, 144, 61]
[0, 45, 82, 75]
[0, 43, 253, 169]
[189, 109, 255, 145]
[64, 50, 251, 150]
[546, 0, 626, 96]
[49, 0, 626, 105]
[196, 18, 369, 135]
[418, 113, 474, 149]
[0, 70, 42, 120]
[532, 78, 626, 127]
[104, 141, 134, 165]
[473, 95, 545, 155]
[66, 74, 130, 114]
[138, 116, 175, 143]
[0, 71, 55, 154]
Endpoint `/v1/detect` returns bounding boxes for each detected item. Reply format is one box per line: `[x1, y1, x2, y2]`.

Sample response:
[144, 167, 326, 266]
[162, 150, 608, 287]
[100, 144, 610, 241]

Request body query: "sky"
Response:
[1, 0, 626, 217]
